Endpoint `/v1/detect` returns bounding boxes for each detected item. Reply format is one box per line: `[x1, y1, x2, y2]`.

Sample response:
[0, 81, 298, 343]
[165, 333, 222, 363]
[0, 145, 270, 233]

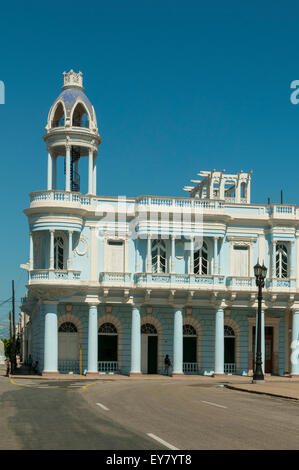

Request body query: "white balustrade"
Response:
[224, 363, 236, 374]
[98, 361, 119, 373]
[183, 363, 199, 374]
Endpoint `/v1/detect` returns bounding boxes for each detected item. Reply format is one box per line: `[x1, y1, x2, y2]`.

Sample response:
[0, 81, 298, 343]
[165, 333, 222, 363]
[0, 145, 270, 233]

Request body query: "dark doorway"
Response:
[183, 337, 197, 363]
[98, 335, 117, 362]
[147, 336, 158, 374]
[224, 337, 235, 364]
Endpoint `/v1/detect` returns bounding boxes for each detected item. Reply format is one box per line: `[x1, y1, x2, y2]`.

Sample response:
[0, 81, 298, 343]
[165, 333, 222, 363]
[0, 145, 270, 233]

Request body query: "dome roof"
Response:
[47, 70, 99, 132]
[53, 87, 94, 120]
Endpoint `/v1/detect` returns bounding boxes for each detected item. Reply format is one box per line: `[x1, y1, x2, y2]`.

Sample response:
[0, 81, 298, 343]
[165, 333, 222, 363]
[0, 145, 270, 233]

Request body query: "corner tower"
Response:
[44, 70, 101, 194]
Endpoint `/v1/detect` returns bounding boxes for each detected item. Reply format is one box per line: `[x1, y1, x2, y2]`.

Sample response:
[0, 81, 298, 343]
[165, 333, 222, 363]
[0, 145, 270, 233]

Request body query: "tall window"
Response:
[152, 240, 166, 273]
[276, 243, 288, 278]
[194, 241, 208, 275]
[54, 236, 65, 270]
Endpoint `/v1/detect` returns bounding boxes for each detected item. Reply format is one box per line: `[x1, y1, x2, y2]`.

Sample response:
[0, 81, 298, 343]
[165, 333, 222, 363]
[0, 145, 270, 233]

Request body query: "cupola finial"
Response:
[62, 70, 83, 90]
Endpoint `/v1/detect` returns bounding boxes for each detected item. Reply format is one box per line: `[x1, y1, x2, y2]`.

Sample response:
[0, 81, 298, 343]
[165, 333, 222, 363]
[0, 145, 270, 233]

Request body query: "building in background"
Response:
[20, 71, 299, 377]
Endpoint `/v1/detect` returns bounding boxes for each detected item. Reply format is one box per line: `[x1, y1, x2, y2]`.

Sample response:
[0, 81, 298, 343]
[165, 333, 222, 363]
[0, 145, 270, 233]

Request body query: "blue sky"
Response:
[1, 0, 299, 336]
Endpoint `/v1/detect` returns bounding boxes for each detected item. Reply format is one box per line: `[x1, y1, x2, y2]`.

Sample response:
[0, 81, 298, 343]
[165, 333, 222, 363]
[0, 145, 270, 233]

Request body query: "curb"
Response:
[224, 384, 299, 401]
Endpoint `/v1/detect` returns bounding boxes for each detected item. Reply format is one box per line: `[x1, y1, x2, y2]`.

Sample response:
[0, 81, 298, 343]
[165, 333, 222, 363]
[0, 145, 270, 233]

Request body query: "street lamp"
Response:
[253, 261, 267, 383]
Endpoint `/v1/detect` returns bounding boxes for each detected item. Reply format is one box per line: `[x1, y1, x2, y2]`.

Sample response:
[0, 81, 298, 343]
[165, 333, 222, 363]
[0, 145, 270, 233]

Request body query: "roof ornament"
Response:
[62, 70, 83, 90]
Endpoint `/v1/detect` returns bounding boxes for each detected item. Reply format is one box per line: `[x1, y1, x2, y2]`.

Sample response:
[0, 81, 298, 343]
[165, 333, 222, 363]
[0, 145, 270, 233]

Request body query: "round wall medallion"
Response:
[75, 237, 88, 256]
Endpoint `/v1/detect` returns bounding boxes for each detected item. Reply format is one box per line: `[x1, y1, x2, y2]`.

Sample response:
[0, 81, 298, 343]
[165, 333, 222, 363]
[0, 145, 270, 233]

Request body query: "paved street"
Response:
[1, 372, 299, 450]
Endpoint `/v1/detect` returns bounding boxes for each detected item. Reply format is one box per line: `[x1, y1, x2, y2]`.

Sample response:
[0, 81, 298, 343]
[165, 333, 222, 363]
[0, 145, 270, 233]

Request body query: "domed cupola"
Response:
[44, 70, 102, 195]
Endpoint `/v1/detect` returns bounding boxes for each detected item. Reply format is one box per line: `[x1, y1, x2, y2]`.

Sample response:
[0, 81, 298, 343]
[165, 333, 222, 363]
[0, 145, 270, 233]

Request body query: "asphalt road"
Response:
[1, 374, 299, 450]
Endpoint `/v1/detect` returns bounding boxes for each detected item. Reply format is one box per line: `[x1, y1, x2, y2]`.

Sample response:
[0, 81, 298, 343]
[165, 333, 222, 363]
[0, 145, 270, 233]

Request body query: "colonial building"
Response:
[21, 70, 299, 377]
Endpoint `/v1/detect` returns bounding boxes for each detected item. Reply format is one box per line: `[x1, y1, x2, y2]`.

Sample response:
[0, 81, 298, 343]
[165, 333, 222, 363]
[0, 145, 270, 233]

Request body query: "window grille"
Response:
[183, 325, 197, 336]
[98, 323, 117, 334]
[194, 241, 208, 275]
[224, 325, 235, 337]
[141, 323, 157, 334]
[58, 322, 77, 333]
[54, 236, 65, 270]
[152, 240, 166, 273]
[276, 243, 288, 278]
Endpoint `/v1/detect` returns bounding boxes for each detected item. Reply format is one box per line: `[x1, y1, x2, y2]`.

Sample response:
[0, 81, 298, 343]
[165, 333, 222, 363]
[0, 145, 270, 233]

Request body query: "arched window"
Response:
[52, 102, 65, 128]
[224, 325, 235, 338]
[54, 236, 65, 270]
[152, 240, 166, 273]
[141, 324, 157, 334]
[276, 243, 288, 278]
[58, 321, 79, 373]
[183, 325, 197, 336]
[59, 322, 77, 333]
[98, 323, 117, 334]
[194, 241, 208, 275]
[72, 103, 89, 128]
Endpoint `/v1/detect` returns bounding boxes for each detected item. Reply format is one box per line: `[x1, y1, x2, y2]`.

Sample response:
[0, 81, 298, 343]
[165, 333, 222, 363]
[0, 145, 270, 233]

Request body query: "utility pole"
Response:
[9, 311, 12, 340]
[11, 280, 16, 373]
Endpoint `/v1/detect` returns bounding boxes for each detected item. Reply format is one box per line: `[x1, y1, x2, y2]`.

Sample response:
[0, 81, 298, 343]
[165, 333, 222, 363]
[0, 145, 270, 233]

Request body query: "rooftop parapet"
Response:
[183, 169, 252, 204]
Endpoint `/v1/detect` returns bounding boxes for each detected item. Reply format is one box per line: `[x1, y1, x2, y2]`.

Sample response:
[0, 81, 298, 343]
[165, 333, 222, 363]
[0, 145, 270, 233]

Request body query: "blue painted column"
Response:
[87, 303, 99, 375]
[291, 310, 299, 376]
[43, 302, 58, 375]
[214, 307, 224, 376]
[130, 305, 141, 375]
[172, 308, 184, 375]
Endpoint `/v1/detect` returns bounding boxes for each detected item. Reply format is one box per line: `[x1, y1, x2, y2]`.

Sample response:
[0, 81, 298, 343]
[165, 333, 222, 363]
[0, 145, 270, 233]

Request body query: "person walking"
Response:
[164, 354, 171, 375]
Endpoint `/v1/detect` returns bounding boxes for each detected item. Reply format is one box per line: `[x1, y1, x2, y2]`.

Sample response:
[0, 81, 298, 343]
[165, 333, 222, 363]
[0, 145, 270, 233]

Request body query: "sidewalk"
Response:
[224, 378, 299, 400]
[5, 364, 299, 400]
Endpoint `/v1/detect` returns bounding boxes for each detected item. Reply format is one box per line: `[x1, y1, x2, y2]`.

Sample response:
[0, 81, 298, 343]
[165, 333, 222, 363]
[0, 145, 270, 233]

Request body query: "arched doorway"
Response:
[183, 324, 198, 373]
[224, 325, 236, 374]
[58, 322, 79, 373]
[98, 323, 118, 373]
[141, 323, 158, 374]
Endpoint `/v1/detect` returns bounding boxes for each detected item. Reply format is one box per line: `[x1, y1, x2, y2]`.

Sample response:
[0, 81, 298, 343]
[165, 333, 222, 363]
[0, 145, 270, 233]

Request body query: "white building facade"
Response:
[21, 71, 299, 377]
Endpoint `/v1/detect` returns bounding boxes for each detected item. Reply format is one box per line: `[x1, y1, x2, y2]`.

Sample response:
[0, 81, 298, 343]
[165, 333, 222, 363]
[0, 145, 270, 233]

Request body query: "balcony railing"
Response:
[99, 272, 132, 283]
[266, 278, 296, 288]
[136, 196, 224, 210]
[227, 277, 256, 288]
[29, 270, 81, 281]
[30, 190, 92, 205]
[134, 273, 225, 286]
[98, 361, 119, 374]
[183, 362, 199, 374]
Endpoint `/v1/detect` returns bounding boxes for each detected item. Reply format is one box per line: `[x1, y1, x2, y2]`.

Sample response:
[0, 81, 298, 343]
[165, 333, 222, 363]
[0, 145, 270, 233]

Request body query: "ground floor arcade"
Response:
[23, 299, 299, 377]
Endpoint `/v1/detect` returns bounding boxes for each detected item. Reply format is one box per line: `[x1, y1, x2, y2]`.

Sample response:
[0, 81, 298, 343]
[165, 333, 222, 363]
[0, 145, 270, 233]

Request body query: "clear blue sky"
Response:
[1, 0, 299, 336]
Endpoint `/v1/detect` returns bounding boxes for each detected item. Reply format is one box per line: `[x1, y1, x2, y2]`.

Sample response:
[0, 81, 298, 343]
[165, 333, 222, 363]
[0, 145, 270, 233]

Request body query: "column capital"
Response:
[85, 295, 100, 306]
[171, 234, 176, 240]
[272, 239, 277, 245]
[50, 228, 55, 234]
